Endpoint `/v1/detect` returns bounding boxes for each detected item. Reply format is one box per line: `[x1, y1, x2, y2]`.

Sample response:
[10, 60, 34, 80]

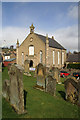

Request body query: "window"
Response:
[29, 46, 34, 55]
[22, 52, 24, 65]
[40, 51, 42, 63]
[62, 52, 64, 64]
[53, 51, 55, 64]
[58, 51, 60, 64]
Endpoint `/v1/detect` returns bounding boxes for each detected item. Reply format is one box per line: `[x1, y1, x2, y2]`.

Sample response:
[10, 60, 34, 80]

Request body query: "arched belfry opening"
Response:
[29, 60, 33, 67]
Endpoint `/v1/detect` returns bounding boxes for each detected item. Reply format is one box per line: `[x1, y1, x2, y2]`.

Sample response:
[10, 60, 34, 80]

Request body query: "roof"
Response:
[35, 33, 66, 50]
[4, 58, 16, 62]
[3, 53, 11, 56]
[3, 53, 16, 56]
[66, 54, 80, 62]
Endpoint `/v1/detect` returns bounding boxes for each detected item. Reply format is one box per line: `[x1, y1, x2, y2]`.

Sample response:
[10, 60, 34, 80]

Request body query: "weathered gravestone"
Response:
[3, 64, 27, 114]
[24, 60, 30, 73]
[64, 77, 80, 106]
[24, 60, 31, 76]
[52, 67, 61, 84]
[36, 63, 46, 89]
[46, 75, 56, 96]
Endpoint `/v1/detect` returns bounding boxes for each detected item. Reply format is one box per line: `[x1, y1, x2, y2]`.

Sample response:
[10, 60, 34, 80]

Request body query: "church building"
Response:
[16, 24, 66, 68]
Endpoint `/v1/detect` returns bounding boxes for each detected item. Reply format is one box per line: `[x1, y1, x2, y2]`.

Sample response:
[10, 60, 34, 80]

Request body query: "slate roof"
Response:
[4, 58, 16, 62]
[35, 33, 66, 50]
[3, 53, 11, 56]
[67, 54, 80, 62]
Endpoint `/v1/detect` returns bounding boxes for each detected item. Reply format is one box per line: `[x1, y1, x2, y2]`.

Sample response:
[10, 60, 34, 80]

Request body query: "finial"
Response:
[30, 23, 35, 33]
[46, 34, 48, 39]
[17, 39, 19, 44]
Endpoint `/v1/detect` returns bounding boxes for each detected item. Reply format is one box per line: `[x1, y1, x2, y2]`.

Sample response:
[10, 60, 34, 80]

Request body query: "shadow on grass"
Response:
[24, 90, 27, 110]
[58, 91, 66, 100]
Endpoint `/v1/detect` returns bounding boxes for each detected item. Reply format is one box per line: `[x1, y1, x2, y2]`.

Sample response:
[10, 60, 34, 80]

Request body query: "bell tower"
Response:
[30, 24, 35, 34]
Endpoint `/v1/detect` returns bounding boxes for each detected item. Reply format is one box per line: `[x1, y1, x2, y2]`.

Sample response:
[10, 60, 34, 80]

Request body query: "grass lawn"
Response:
[2, 67, 80, 118]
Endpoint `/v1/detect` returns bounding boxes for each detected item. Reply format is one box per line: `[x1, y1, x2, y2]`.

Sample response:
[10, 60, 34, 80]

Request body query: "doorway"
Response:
[29, 60, 33, 67]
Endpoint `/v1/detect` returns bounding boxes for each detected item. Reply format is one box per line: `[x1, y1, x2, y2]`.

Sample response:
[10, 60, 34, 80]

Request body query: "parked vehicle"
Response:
[60, 71, 70, 77]
[73, 72, 80, 79]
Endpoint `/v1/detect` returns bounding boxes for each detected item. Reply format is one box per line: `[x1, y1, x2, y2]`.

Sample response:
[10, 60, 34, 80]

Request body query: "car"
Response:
[73, 72, 80, 79]
[60, 71, 70, 77]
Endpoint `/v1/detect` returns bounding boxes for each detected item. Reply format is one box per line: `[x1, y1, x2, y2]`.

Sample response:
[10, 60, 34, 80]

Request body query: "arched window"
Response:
[40, 51, 42, 63]
[29, 46, 34, 55]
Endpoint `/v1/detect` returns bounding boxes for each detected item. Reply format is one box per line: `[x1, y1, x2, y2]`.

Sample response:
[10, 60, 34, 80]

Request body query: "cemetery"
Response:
[2, 63, 80, 118]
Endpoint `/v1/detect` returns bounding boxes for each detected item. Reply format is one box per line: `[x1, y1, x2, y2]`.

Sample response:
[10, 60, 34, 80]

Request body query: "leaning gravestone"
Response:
[46, 75, 56, 96]
[9, 64, 27, 114]
[3, 64, 27, 114]
[64, 77, 80, 106]
[52, 67, 61, 84]
[36, 63, 46, 89]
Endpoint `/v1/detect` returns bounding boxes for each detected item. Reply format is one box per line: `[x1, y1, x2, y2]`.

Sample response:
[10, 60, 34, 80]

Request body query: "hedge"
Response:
[67, 63, 80, 69]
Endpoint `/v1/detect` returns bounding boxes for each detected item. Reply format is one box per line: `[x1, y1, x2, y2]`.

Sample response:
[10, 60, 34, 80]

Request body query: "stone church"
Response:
[16, 24, 66, 68]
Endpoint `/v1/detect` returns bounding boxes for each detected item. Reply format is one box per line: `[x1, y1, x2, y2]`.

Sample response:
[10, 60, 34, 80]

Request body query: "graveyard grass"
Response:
[2, 67, 80, 118]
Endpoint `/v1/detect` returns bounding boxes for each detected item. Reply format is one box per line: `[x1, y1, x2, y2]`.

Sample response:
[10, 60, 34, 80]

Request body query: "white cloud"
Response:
[2, 27, 29, 48]
[68, 5, 78, 19]
[1, 25, 78, 52]
[52, 25, 78, 52]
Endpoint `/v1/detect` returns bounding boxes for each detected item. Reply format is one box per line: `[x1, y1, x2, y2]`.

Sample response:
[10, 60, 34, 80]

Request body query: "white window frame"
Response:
[58, 51, 60, 65]
[53, 51, 55, 64]
[29, 46, 34, 55]
[5, 56, 10, 60]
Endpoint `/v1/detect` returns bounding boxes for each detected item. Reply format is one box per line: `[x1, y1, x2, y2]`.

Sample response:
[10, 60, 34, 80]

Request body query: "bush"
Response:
[67, 63, 80, 69]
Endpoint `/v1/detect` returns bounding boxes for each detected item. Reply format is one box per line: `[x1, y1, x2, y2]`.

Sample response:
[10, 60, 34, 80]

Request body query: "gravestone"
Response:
[34, 65, 37, 77]
[9, 64, 26, 114]
[36, 63, 46, 89]
[3, 64, 27, 114]
[64, 77, 80, 106]
[24, 60, 31, 76]
[24, 60, 30, 73]
[46, 75, 56, 96]
[52, 67, 61, 84]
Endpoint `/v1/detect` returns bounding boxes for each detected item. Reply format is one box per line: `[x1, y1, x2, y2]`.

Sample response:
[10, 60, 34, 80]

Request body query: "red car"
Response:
[60, 71, 70, 77]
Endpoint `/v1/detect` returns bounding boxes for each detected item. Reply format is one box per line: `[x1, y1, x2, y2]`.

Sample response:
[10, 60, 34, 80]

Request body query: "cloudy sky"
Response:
[1, 2, 78, 52]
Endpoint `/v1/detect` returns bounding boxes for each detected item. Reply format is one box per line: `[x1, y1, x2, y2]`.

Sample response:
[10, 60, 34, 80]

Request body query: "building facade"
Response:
[16, 24, 66, 68]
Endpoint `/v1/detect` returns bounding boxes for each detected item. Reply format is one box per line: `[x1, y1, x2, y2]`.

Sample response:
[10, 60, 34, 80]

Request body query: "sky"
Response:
[1, 2, 79, 52]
